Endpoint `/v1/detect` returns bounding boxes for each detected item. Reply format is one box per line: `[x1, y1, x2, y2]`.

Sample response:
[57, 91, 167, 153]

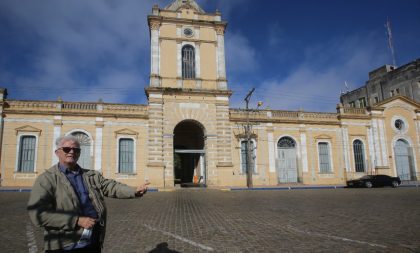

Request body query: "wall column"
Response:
[216, 96, 232, 166]
[216, 26, 227, 90]
[377, 119, 389, 166]
[52, 116, 62, 165]
[372, 119, 383, 166]
[341, 126, 351, 172]
[300, 130, 308, 173]
[367, 126, 376, 172]
[147, 92, 166, 187]
[267, 129, 275, 173]
[94, 117, 103, 171]
[150, 21, 161, 87]
[177, 42, 182, 88]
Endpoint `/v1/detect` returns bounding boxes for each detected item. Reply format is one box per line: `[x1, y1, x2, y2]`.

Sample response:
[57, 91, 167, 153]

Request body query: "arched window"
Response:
[182, 45, 195, 79]
[277, 137, 296, 149]
[71, 132, 91, 169]
[18, 136, 36, 172]
[119, 138, 134, 174]
[353, 140, 365, 172]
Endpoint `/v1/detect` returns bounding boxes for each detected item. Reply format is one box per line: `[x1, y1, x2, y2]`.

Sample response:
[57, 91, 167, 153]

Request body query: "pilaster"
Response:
[267, 126, 275, 173]
[299, 128, 309, 173]
[341, 126, 351, 172]
[147, 92, 166, 186]
[94, 117, 103, 171]
[216, 25, 227, 90]
[215, 95, 232, 167]
[52, 116, 62, 165]
[150, 20, 161, 87]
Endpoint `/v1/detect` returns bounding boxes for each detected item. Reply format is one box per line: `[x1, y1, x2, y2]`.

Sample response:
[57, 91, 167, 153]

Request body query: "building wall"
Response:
[341, 59, 420, 108]
[0, 1, 419, 188]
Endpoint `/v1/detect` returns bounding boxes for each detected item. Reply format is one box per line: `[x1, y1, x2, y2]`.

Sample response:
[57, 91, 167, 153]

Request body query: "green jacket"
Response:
[27, 164, 136, 251]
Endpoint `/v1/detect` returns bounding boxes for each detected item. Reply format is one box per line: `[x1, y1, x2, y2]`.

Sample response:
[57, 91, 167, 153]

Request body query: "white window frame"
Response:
[15, 133, 39, 173]
[352, 138, 366, 173]
[239, 138, 257, 174]
[116, 136, 137, 174]
[316, 140, 334, 173]
[181, 43, 197, 79]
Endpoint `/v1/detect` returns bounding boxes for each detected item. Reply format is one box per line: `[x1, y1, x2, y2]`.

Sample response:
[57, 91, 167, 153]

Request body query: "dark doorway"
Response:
[173, 120, 206, 187]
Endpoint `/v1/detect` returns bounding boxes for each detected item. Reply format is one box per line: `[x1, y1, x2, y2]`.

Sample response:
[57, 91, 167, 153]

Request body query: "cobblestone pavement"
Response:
[1, 188, 420, 253]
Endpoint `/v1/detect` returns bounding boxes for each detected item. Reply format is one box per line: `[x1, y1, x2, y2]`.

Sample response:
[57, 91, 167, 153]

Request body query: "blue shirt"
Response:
[59, 164, 98, 219]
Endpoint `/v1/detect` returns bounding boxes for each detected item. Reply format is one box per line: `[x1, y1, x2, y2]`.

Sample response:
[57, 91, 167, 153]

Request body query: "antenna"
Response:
[344, 81, 349, 92]
[385, 17, 397, 67]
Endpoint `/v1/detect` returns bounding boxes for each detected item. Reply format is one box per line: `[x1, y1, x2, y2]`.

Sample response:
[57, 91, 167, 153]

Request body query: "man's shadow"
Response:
[148, 242, 181, 253]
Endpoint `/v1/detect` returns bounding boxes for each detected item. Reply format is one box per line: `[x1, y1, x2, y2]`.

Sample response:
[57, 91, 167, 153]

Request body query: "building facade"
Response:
[1, 0, 419, 188]
[340, 59, 420, 108]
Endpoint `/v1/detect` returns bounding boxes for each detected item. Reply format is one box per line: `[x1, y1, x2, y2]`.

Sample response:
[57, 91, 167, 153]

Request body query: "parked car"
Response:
[346, 175, 401, 188]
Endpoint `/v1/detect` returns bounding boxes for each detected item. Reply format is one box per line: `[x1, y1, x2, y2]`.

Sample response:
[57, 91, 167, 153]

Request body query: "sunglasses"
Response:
[58, 147, 81, 153]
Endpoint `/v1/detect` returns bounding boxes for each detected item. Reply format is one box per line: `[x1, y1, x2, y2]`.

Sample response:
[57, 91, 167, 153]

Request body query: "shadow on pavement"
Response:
[149, 242, 181, 253]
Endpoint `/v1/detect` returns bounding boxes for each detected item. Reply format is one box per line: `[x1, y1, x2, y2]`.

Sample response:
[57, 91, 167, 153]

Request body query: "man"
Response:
[27, 135, 149, 252]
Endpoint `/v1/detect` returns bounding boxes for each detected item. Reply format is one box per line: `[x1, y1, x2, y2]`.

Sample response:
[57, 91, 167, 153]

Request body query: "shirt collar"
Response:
[58, 163, 81, 175]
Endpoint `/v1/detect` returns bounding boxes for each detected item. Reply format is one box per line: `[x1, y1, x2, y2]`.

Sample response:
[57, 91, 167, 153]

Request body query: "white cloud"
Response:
[225, 32, 258, 74]
[255, 33, 389, 112]
[0, 0, 165, 103]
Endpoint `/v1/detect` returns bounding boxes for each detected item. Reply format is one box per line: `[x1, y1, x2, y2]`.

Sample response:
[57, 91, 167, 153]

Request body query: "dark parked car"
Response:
[346, 175, 401, 188]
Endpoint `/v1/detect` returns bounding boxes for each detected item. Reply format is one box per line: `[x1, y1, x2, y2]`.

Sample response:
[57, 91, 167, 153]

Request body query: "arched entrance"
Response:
[173, 120, 206, 186]
[276, 137, 298, 183]
[394, 139, 415, 181]
[70, 131, 92, 169]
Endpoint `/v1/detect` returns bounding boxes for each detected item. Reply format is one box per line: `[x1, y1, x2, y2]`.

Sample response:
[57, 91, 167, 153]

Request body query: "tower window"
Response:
[182, 45, 196, 79]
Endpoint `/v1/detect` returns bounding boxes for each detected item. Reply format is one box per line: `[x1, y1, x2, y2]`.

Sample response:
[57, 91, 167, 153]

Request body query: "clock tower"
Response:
[145, 0, 233, 187]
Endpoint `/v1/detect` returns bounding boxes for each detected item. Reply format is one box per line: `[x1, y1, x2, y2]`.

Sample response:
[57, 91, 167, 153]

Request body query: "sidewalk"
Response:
[1, 182, 419, 192]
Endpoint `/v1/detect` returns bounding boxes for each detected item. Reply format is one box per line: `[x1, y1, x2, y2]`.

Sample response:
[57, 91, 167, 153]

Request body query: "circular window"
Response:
[394, 119, 404, 130]
[183, 28, 194, 37]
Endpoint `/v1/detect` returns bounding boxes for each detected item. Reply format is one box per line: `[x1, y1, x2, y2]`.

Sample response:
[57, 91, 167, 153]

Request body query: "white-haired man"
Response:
[28, 135, 149, 253]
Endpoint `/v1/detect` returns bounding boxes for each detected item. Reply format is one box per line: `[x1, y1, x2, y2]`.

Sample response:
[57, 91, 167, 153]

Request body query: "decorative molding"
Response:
[149, 20, 161, 30]
[15, 125, 42, 136]
[216, 162, 233, 168]
[314, 134, 332, 140]
[114, 128, 139, 139]
[215, 25, 225, 35]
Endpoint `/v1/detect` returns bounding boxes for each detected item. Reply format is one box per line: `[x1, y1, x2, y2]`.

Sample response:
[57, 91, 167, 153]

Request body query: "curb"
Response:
[1, 184, 419, 192]
[0, 188, 31, 192]
[0, 188, 161, 193]
[230, 186, 347, 191]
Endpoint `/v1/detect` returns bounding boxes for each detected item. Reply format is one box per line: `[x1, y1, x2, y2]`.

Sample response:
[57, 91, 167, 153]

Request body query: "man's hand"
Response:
[77, 217, 96, 229]
[135, 182, 150, 197]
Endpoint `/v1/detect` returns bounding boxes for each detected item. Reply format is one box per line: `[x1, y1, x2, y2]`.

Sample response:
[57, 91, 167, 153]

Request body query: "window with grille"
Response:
[119, 138, 134, 174]
[358, 97, 367, 108]
[18, 136, 36, 172]
[353, 140, 365, 172]
[241, 140, 256, 174]
[318, 142, 331, 173]
[182, 45, 195, 79]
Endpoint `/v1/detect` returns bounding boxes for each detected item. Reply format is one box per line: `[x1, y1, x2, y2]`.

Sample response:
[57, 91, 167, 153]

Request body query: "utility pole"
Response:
[244, 88, 255, 188]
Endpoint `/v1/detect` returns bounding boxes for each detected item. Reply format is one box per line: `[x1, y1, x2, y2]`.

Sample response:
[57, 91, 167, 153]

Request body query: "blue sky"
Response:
[0, 0, 419, 112]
